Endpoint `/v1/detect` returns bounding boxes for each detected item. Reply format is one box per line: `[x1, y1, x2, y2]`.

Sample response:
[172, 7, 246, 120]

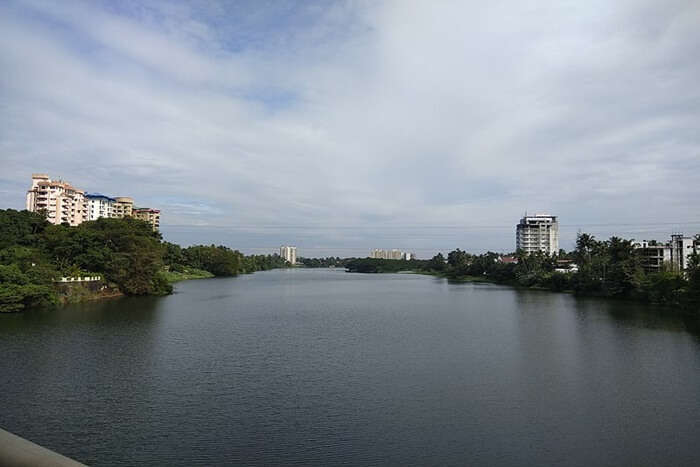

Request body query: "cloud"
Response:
[1, 0, 699, 256]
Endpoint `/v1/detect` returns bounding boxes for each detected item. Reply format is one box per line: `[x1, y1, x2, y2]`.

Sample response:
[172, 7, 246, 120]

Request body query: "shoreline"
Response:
[344, 268, 699, 314]
[163, 268, 216, 283]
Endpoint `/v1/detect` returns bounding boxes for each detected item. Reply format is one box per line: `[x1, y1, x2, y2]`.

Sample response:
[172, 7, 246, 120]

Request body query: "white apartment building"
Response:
[26, 174, 86, 226]
[516, 214, 559, 255]
[25, 174, 162, 229]
[85, 194, 115, 221]
[370, 249, 414, 260]
[280, 246, 297, 264]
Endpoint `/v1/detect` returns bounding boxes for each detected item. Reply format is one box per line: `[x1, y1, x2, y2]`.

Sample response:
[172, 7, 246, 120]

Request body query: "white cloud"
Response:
[1, 0, 698, 255]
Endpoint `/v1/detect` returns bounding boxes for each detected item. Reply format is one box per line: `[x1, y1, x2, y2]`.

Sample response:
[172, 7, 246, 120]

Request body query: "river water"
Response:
[1, 269, 699, 466]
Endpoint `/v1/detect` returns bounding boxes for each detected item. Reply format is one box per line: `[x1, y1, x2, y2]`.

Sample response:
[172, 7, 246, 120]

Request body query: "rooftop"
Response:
[85, 193, 116, 201]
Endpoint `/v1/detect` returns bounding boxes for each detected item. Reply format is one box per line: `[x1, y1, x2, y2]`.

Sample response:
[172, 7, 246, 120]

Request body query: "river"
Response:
[1, 268, 699, 466]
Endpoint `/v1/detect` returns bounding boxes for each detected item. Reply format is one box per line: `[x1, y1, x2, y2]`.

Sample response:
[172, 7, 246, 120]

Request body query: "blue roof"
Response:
[85, 193, 116, 202]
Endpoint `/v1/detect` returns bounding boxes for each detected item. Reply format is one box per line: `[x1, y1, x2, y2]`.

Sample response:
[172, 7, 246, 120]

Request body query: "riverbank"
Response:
[0, 209, 289, 312]
[162, 268, 215, 283]
[54, 281, 124, 306]
[345, 267, 700, 316]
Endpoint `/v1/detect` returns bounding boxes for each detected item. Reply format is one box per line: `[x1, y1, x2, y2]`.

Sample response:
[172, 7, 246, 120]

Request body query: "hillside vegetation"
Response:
[0, 209, 287, 312]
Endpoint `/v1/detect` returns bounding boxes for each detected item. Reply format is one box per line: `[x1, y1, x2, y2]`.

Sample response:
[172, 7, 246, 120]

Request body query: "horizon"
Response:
[2, 1, 699, 257]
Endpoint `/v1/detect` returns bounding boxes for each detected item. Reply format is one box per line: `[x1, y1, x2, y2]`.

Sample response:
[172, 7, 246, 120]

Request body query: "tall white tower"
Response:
[280, 246, 297, 264]
[516, 214, 559, 255]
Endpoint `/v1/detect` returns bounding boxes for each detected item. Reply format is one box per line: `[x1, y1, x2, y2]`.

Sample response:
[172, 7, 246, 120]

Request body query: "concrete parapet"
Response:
[0, 427, 86, 467]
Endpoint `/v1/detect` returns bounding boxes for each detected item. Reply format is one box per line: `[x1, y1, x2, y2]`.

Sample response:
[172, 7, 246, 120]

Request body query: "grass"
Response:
[162, 268, 215, 283]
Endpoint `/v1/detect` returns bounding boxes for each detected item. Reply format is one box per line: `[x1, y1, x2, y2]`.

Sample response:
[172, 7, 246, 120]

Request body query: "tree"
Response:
[427, 253, 446, 271]
[447, 249, 470, 275]
[0, 209, 49, 249]
[685, 250, 700, 313]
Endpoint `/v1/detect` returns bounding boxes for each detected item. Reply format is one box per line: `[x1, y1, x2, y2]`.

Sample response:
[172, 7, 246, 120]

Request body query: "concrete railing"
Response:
[0, 427, 86, 466]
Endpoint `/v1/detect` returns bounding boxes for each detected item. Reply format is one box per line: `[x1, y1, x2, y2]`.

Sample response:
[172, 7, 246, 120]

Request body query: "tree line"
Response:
[304, 233, 700, 314]
[427, 234, 699, 313]
[0, 209, 287, 312]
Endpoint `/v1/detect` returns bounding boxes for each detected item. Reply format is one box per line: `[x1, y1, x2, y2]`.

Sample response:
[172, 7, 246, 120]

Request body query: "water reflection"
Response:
[509, 286, 699, 336]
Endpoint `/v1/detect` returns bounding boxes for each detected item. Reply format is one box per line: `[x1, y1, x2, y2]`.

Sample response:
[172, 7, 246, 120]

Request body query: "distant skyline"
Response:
[2, 0, 699, 257]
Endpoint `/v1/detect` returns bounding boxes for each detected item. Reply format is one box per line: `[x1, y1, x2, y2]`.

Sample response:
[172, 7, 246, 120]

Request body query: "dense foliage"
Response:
[298, 257, 348, 268]
[0, 209, 288, 312]
[163, 242, 286, 276]
[420, 233, 700, 314]
[344, 258, 429, 273]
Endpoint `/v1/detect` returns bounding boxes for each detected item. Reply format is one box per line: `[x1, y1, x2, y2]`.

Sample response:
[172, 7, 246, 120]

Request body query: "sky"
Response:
[1, 0, 699, 258]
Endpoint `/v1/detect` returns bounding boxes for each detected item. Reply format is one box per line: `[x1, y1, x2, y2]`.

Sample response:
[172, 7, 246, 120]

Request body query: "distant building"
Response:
[498, 255, 519, 264]
[133, 208, 161, 231]
[632, 240, 672, 273]
[554, 259, 579, 274]
[25, 174, 161, 229]
[670, 234, 697, 271]
[280, 246, 297, 264]
[26, 174, 86, 226]
[85, 193, 115, 220]
[113, 197, 134, 218]
[516, 214, 559, 255]
[633, 234, 699, 274]
[370, 249, 415, 260]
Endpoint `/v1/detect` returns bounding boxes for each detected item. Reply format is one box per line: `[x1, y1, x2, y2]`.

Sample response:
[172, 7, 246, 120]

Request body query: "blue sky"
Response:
[1, 0, 699, 257]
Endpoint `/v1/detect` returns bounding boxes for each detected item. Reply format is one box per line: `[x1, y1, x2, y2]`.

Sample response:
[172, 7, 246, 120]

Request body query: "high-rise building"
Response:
[516, 214, 559, 255]
[370, 249, 415, 260]
[670, 234, 698, 272]
[85, 193, 115, 220]
[24, 174, 161, 229]
[133, 208, 161, 231]
[280, 246, 297, 264]
[26, 174, 86, 226]
[113, 197, 134, 218]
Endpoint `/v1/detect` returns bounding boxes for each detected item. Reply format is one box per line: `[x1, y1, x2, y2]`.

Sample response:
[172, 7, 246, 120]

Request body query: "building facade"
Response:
[85, 194, 115, 221]
[670, 234, 697, 271]
[113, 197, 134, 218]
[370, 249, 415, 260]
[633, 234, 699, 274]
[516, 214, 559, 255]
[631, 240, 671, 273]
[133, 208, 161, 231]
[25, 174, 161, 230]
[280, 246, 297, 264]
[26, 174, 86, 226]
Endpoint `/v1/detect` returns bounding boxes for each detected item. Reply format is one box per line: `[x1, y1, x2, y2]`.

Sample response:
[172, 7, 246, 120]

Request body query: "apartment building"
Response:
[85, 193, 115, 220]
[26, 174, 161, 230]
[370, 249, 414, 260]
[133, 208, 161, 231]
[113, 197, 134, 218]
[516, 214, 559, 255]
[280, 246, 297, 264]
[26, 174, 86, 226]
